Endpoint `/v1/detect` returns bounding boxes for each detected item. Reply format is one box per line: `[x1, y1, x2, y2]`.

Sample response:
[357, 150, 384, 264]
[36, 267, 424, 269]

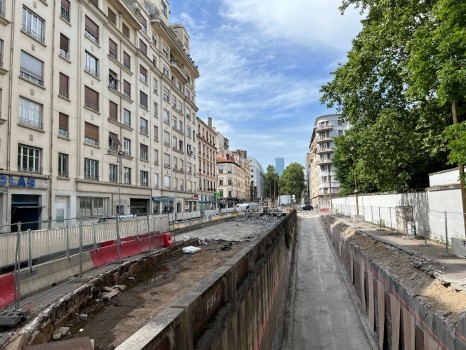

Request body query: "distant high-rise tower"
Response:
[275, 158, 285, 176]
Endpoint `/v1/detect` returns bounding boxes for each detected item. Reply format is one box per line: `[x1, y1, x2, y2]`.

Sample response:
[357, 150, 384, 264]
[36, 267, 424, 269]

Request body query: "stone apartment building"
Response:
[196, 116, 217, 211]
[217, 149, 250, 208]
[0, 0, 199, 230]
[307, 114, 349, 209]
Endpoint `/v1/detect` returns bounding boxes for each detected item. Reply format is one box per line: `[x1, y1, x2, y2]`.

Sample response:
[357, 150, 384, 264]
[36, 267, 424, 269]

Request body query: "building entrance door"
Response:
[11, 194, 41, 231]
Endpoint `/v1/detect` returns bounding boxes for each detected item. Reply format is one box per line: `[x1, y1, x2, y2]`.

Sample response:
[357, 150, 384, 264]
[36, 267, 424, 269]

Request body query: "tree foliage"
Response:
[265, 165, 279, 200]
[279, 163, 306, 201]
[321, 0, 451, 193]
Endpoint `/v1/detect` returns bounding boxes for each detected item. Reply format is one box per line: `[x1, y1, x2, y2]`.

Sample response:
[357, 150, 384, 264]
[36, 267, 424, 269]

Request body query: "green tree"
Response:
[265, 165, 279, 201]
[279, 163, 306, 201]
[321, 0, 449, 192]
[407, 0, 466, 233]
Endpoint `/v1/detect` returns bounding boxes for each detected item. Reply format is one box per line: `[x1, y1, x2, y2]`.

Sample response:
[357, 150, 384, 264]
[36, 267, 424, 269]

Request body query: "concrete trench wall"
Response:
[322, 217, 466, 350]
[116, 211, 297, 350]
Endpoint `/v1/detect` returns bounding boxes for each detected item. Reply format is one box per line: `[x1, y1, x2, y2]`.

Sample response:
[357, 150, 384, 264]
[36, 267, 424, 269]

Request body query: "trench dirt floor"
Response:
[64, 240, 246, 349]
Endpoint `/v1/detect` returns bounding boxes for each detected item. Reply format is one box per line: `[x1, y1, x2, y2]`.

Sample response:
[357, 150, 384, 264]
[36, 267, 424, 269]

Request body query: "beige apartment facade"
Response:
[196, 116, 218, 211]
[0, 0, 199, 230]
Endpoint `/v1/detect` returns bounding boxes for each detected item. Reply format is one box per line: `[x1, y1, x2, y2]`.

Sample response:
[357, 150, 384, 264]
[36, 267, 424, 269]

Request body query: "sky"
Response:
[169, 0, 363, 170]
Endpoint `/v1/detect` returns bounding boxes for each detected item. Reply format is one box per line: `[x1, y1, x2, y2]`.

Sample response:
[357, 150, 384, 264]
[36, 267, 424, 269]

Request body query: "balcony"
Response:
[20, 70, 44, 86]
[316, 147, 334, 154]
[316, 123, 333, 132]
[316, 159, 333, 165]
[19, 117, 43, 130]
[315, 136, 333, 144]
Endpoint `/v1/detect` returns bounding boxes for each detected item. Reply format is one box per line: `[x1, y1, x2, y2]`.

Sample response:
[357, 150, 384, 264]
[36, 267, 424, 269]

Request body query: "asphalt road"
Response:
[282, 212, 376, 350]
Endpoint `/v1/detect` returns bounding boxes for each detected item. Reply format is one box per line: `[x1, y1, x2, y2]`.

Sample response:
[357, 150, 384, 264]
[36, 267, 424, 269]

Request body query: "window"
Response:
[186, 107, 191, 119]
[123, 167, 131, 184]
[84, 122, 99, 146]
[139, 39, 147, 56]
[109, 69, 118, 90]
[162, 65, 169, 77]
[109, 101, 118, 121]
[58, 112, 69, 137]
[154, 102, 159, 118]
[109, 39, 118, 59]
[163, 153, 170, 168]
[140, 117, 148, 134]
[20, 51, 44, 86]
[153, 125, 158, 141]
[163, 108, 169, 123]
[154, 173, 159, 188]
[109, 132, 120, 151]
[108, 7, 116, 25]
[78, 197, 105, 218]
[123, 138, 131, 156]
[139, 16, 147, 33]
[163, 87, 169, 102]
[58, 153, 69, 177]
[163, 175, 170, 188]
[22, 7, 45, 43]
[140, 170, 148, 186]
[140, 144, 148, 161]
[338, 130, 344, 136]
[18, 144, 41, 173]
[109, 164, 118, 183]
[59, 73, 69, 98]
[84, 158, 99, 180]
[85, 86, 99, 111]
[172, 116, 177, 128]
[19, 97, 42, 129]
[122, 23, 130, 39]
[154, 149, 159, 165]
[0, 40, 3, 68]
[179, 120, 183, 132]
[162, 44, 169, 58]
[59, 34, 70, 60]
[85, 51, 99, 77]
[139, 65, 147, 84]
[123, 109, 131, 126]
[123, 51, 130, 69]
[153, 78, 158, 93]
[187, 126, 191, 139]
[172, 136, 177, 149]
[123, 80, 131, 98]
[161, 1, 168, 17]
[187, 162, 192, 174]
[61, 0, 70, 21]
[152, 55, 157, 68]
[140, 91, 148, 109]
[163, 130, 170, 146]
[85, 16, 99, 44]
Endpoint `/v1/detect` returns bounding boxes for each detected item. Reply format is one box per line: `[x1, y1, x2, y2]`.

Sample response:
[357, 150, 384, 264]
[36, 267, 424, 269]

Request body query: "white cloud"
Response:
[220, 0, 362, 52]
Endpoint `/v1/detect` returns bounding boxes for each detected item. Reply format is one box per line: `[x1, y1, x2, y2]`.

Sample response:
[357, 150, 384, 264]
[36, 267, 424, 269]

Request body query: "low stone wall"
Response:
[321, 216, 466, 350]
[116, 211, 297, 350]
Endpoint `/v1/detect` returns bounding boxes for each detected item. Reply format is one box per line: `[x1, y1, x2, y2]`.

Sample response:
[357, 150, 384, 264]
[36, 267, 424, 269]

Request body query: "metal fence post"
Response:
[379, 207, 382, 228]
[444, 211, 449, 254]
[14, 222, 21, 310]
[66, 225, 70, 258]
[371, 206, 374, 224]
[79, 219, 83, 278]
[92, 223, 97, 250]
[27, 228, 32, 271]
[116, 216, 121, 261]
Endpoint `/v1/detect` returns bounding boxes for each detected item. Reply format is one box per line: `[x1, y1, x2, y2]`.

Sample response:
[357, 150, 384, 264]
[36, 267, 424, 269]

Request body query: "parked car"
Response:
[271, 207, 286, 217]
[302, 205, 313, 211]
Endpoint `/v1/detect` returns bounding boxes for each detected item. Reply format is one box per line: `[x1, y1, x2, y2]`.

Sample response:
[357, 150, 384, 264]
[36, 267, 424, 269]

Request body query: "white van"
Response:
[235, 203, 259, 213]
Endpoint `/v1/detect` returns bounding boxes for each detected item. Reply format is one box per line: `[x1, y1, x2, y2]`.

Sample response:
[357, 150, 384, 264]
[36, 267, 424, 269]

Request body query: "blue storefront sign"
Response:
[0, 175, 36, 188]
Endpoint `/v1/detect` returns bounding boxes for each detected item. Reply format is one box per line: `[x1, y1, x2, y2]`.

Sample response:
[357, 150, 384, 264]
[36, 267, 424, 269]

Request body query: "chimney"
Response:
[208, 117, 212, 127]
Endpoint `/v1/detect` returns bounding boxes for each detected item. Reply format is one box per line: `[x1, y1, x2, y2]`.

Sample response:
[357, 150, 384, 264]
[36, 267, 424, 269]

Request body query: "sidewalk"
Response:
[332, 214, 466, 287]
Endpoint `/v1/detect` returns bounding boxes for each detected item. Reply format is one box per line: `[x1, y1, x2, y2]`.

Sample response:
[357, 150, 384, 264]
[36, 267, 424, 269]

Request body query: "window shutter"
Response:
[20, 51, 44, 79]
[85, 122, 99, 141]
[59, 73, 69, 94]
[59, 113, 68, 130]
[60, 34, 69, 50]
[109, 101, 117, 119]
[85, 86, 99, 110]
[124, 81, 130, 94]
[108, 8, 116, 24]
[109, 39, 117, 56]
[109, 132, 121, 146]
[123, 52, 130, 67]
[61, 0, 70, 11]
[85, 16, 98, 38]
[140, 91, 147, 107]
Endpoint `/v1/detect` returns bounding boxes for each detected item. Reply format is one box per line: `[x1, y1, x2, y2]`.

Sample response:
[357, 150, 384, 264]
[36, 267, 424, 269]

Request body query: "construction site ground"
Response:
[0, 215, 281, 349]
